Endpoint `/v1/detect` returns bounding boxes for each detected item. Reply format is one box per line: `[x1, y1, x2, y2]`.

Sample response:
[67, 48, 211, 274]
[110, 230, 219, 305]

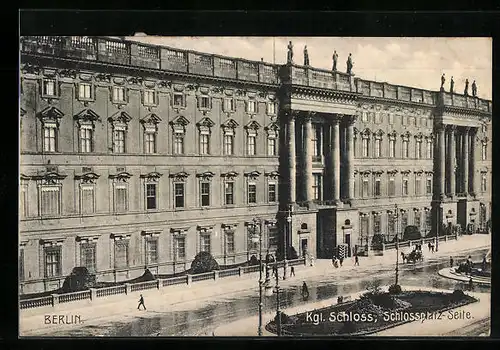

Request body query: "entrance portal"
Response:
[301, 239, 308, 258]
[345, 233, 351, 257]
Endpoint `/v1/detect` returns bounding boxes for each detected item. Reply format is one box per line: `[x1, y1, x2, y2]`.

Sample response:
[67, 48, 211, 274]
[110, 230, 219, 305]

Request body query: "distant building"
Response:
[19, 36, 492, 293]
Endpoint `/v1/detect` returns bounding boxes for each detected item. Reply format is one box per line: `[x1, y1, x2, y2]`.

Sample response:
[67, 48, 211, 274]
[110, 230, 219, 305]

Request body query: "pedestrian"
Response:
[332, 255, 336, 266]
[431, 244, 435, 253]
[468, 277, 474, 291]
[482, 255, 487, 270]
[428, 242, 431, 252]
[309, 255, 315, 267]
[302, 281, 310, 300]
[339, 257, 344, 267]
[450, 256, 454, 267]
[137, 294, 146, 310]
[290, 266, 295, 277]
[355, 255, 359, 266]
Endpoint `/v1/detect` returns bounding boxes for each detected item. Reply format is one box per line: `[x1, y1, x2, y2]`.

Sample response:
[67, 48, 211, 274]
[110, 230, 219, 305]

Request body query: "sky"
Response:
[124, 35, 492, 100]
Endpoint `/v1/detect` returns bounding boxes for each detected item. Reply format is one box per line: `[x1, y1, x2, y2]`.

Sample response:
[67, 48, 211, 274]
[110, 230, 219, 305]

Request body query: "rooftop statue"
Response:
[464, 79, 469, 96]
[346, 53, 353, 75]
[303, 45, 310, 66]
[440, 73, 445, 91]
[472, 80, 477, 97]
[450, 76, 454, 93]
[332, 50, 338, 71]
[287, 41, 294, 64]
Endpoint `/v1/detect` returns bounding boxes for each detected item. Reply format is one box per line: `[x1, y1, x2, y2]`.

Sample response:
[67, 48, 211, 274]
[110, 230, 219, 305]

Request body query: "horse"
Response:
[407, 250, 423, 263]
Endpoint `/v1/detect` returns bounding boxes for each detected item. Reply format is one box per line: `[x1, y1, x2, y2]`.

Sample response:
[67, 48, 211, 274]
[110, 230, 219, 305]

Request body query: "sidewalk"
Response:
[212, 286, 490, 336]
[20, 234, 490, 335]
[438, 267, 491, 286]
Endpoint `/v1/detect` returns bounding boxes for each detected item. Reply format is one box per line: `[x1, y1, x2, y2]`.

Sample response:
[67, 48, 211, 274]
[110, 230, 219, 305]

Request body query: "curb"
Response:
[437, 267, 491, 286]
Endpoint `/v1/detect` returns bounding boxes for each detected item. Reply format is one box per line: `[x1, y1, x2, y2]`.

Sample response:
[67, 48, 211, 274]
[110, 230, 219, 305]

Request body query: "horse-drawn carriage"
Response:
[403, 250, 423, 264]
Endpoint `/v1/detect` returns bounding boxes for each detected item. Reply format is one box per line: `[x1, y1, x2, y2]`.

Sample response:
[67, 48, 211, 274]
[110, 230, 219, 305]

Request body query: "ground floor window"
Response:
[44, 246, 62, 278]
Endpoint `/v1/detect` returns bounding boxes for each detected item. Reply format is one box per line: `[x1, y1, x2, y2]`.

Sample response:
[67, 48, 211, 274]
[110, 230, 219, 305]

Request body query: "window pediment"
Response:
[169, 171, 189, 181]
[75, 172, 100, 183]
[170, 115, 190, 127]
[221, 171, 239, 180]
[222, 118, 239, 129]
[414, 132, 424, 140]
[110, 233, 131, 241]
[414, 170, 425, 176]
[372, 170, 384, 176]
[197, 225, 214, 233]
[222, 223, 238, 232]
[265, 122, 279, 133]
[74, 108, 100, 123]
[141, 113, 162, 125]
[374, 129, 384, 139]
[140, 172, 163, 181]
[20, 108, 26, 117]
[38, 106, 64, 122]
[360, 170, 371, 177]
[31, 171, 67, 184]
[245, 120, 261, 131]
[425, 171, 434, 176]
[109, 171, 133, 182]
[196, 171, 215, 181]
[109, 111, 132, 124]
[244, 170, 261, 180]
[265, 170, 280, 180]
[171, 227, 189, 235]
[387, 169, 398, 175]
[401, 170, 412, 176]
[360, 128, 371, 138]
[401, 131, 411, 139]
[197, 117, 215, 129]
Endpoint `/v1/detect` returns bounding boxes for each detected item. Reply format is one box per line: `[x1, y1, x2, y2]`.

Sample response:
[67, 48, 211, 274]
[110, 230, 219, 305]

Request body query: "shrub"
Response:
[388, 284, 402, 295]
[450, 289, 467, 303]
[61, 267, 96, 293]
[249, 255, 259, 266]
[371, 234, 385, 250]
[190, 252, 220, 274]
[403, 225, 421, 241]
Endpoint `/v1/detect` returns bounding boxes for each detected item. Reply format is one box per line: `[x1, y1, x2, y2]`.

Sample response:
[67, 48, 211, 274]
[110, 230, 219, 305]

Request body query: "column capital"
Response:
[304, 111, 315, 121]
[344, 114, 358, 125]
[446, 124, 457, 132]
[462, 126, 471, 133]
[435, 123, 446, 132]
[330, 117, 340, 125]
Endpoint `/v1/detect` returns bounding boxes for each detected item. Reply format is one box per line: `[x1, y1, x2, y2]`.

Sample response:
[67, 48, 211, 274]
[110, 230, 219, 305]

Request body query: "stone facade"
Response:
[19, 36, 492, 293]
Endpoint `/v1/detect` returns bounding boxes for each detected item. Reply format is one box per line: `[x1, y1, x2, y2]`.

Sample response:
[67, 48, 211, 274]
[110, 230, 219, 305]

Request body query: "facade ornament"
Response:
[75, 172, 100, 184]
[158, 80, 172, 89]
[196, 171, 216, 181]
[95, 73, 111, 82]
[346, 53, 353, 74]
[287, 41, 293, 64]
[244, 170, 261, 180]
[127, 76, 143, 85]
[109, 172, 133, 182]
[332, 50, 338, 71]
[58, 69, 78, 79]
[472, 80, 477, 97]
[464, 79, 469, 96]
[264, 170, 280, 180]
[221, 171, 239, 181]
[440, 73, 445, 91]
[140, 172, 163, 181]
[450, 76, 454, 93]
[303, 45, 310, 66]
[21, 63, 40, 74]
[169, 171, 189, 182]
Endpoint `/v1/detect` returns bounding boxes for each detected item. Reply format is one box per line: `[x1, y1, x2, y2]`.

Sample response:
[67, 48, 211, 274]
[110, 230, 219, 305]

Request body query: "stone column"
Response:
[346, 116, 355, 201]
[331, 116, 341, 204]
[469, 128, 476, 196]
[462, 127, 469, 195]
[304, 112, 314, 202]
[438, 125, 446, 199]
[288, 112, 296, 203]
[448, 125, 456, 198]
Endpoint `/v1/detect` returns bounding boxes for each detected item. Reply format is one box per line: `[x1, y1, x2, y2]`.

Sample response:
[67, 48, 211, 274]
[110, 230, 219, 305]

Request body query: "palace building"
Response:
[19, 36, 492, 293]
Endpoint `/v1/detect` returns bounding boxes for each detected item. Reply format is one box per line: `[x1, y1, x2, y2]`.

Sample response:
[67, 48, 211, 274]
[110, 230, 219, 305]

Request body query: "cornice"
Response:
[358, 94, 436, 109]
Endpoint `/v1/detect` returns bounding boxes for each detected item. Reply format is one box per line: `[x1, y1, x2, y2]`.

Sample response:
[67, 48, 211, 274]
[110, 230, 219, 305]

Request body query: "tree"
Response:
[190, 251, 220, 274]
[61, 267, 96, 293]
[403, 225, 421, 241]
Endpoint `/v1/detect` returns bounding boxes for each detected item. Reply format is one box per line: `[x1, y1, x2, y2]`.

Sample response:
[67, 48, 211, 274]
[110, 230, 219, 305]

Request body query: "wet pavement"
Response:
[37, 248, 489, 337]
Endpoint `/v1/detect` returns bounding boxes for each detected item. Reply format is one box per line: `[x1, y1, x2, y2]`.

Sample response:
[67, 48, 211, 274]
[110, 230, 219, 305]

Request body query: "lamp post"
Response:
[275, 262, 282, 336]
[284, 205, 292, 280]
[251, 218, 263, 336]
[424, 207, 430, 238]
[436, 203, 443, 252]
[394, 204, 400, 286]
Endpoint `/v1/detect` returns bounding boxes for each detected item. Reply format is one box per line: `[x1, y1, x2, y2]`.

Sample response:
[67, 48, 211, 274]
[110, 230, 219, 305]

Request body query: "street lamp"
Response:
[394, 204, 400, 286]
[284, 205, 292, 280]
[436, 203, 443, 252]
[250, 218, 264, 336]
[423, 207, 430, 238]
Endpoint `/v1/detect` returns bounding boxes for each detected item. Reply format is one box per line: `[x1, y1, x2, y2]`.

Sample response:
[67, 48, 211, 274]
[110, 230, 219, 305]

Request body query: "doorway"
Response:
[300, 239, 308, 258]
[345, 234, 351, 257]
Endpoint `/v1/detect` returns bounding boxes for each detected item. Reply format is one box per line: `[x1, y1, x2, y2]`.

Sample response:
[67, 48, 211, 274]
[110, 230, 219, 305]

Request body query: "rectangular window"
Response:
[174, 183, 185, 208]
[112, 86, 126, 102]
[374, 139, 381, 157]
[373, 216, 381, 234]
[43, 79, 56, 96]
[200, 96, 211, 109]
[402, 179, 409, 196]
[374, 179, 381, 197]
[427, 141, 433, 158]
[314, 125, 322, 157]
[362, 112, 369, 123]
[267, 102, 276, 115]
[313, 174, 322, 200]
[226, 232, 235, 254]
[146, 183, 157, 210]
[201, 182, 210, 207]
[79, 83, 92, 100]
[426, 178, 432, 194]
[225, 182, 234, 205]
[80, 126, 93, 153]
[200, 234, 211, 253]
[247, 135, 256, 155]
[224, 98, 235, 112]
[481, 175, 487, 192]
[175, 236, 186, 260]
[144, 90, 155, 105]
[44, 247, 62, 277]
[200, 134, 210, 155]
[416, 141, 422, 159]
[20, 185, 27, 218]
[388, 178, 395, 196]
[247, 100, 256, 113]
[145, 238, 158, 265]
[43, 126, 57, 152]
[80, 242, 96, 272]
[248, 183, 257, 204]
[389, 139, 395, 158]
[414, 213, 421, 228]
[482, 144, 487, 160]
[268, 227, 278, 249]
[403, 140, 409, 158]
[268, 138, 276, 156]
[19, 248, 24, 281]
[173, 94, 184, 107]
[425, 211, 432, 229]
[223, 134, 234, 155]
[388, 215, 395, 236]
[362, 138, 369, 158]
[80, 185, 95, 214]
[401, 214, 408, 232]
[268, 183, 277, 203]
[415, 178, 421, 196]
[360, 217, 369, 239]
[389, 114, 394, 125]
[115, 185, 128, 213]
[144, 132, 156, 154]
[174, 133, 184, 154]
[113, 129, 125, 153]
[41, 186, 60, 216]
[362, 179, 369, 198]
[114, 240, 129, 269]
